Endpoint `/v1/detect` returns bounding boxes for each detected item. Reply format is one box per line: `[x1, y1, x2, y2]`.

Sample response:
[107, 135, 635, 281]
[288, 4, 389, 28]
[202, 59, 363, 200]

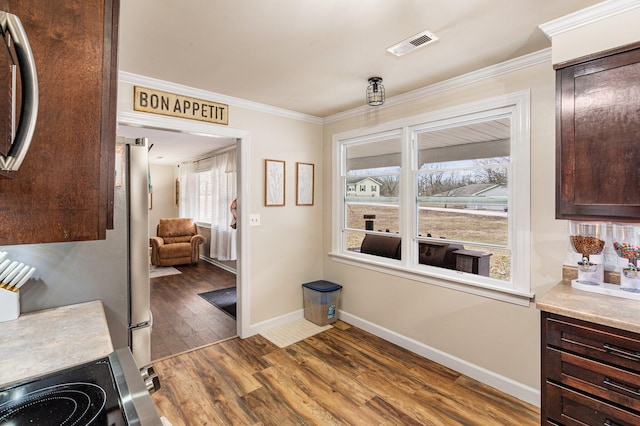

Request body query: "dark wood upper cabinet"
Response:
[556, 42, 640, 221]
[0, 0, 119, 245]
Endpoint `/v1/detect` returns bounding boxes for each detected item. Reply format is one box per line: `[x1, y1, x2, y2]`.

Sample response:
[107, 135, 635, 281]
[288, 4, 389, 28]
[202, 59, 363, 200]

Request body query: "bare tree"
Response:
[473, 157, 509, 185]
[419, 168, 474, 195]
[377, 176, 399, 197]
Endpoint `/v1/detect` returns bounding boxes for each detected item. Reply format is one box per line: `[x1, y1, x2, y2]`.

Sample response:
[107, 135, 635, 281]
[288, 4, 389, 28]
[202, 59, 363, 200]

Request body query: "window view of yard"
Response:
[345, 203, 510, 280]
[337, 96, 530, 295]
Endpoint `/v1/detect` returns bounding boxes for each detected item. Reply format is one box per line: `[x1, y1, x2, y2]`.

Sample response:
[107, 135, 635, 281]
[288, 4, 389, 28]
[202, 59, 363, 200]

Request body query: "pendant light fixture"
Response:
[366, 77, 385, 106]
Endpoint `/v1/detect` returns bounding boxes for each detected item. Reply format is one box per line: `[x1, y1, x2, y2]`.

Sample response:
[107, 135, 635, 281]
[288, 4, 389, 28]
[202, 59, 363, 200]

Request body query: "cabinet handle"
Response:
[604, 419, 622, 426]
[603, 343, 640, 361]
[603, 377, 640, 397]
[0, 11, 39, 172]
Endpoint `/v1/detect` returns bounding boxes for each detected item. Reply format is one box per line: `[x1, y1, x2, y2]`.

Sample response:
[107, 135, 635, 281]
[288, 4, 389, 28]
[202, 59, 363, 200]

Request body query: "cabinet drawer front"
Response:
[547, 348, 640, 411]
[547, 316, 640, 371]
[546, 383, 640, 426]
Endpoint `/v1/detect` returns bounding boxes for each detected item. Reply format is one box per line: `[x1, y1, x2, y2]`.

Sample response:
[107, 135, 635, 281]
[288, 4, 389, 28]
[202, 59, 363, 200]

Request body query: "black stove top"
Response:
[0, 348, 161, 426]
[0, 357, 126, 425]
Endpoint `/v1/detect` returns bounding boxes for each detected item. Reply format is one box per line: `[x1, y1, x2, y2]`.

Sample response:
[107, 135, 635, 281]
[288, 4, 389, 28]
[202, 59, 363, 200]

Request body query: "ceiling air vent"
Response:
[387, 30, 439, 57]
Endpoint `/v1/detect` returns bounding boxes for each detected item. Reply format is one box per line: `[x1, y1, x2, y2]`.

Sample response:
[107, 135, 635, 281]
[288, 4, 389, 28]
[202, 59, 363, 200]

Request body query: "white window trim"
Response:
[330, 90, 533, 306]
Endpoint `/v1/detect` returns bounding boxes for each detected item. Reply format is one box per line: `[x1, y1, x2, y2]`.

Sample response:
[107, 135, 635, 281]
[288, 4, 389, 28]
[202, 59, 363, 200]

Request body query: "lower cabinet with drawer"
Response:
[542, 312, 640, 425]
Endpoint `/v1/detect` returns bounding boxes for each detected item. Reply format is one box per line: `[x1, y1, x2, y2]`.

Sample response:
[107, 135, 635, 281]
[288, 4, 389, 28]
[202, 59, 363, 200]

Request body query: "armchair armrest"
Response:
[190, 234, 205, 246]
[149, 236, 164, 248]
[189, 234, 205, 263]
[149, 236, 165, 266]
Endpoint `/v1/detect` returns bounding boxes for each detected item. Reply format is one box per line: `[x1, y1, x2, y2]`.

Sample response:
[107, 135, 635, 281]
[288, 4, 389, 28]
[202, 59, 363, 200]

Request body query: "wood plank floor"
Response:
[151, 321, 540, 425]
[150, 261, 237, 360]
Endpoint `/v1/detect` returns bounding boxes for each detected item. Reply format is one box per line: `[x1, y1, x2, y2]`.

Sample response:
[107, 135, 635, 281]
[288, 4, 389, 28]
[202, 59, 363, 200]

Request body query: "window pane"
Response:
[414, 118, 511, 282]
[416, 118, 510, 166]
[346, 174, 399, 198]
[197, 171, 212, 223]
[345, 135, 401, 175]
[344, 230, 366, 253]
[417, 207, 507, 246]
[345, 230, 401, 260]
[461, 244, 511, 281]
[346, 202, 399, 233]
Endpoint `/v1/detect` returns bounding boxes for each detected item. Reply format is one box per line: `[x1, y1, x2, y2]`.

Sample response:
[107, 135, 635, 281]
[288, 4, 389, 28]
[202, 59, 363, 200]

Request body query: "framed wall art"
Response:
[265, 159, 285, 206]
[296, 162, 314, 206]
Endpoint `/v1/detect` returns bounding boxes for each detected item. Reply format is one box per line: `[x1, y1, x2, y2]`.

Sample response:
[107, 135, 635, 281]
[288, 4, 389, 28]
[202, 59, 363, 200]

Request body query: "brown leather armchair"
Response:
[149, 218, 205, 266]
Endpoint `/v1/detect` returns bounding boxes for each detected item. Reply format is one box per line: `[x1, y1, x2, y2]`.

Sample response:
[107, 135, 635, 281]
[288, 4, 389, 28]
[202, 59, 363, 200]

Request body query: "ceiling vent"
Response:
[387, 30, 439, 57]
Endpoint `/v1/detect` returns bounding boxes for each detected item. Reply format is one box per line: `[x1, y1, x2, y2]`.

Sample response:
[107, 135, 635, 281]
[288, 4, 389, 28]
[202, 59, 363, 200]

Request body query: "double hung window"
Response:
[332, 92, 531, 303]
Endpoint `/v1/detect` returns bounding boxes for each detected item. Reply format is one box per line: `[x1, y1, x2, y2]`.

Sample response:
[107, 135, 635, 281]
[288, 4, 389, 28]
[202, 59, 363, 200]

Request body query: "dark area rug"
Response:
[199, 287, 236, 319]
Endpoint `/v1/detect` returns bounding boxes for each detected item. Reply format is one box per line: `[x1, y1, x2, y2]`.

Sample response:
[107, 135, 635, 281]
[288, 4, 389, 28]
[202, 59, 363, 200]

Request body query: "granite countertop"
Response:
[0, 300, 113, 387]
[537, 279, 640, 334]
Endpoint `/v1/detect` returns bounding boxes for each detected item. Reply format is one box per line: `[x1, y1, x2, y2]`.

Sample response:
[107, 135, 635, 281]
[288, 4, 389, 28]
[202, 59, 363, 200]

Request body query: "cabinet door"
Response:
[0, 0, 118, 245]
[546, 383, 640, 426]
[556, 43, 640, 220]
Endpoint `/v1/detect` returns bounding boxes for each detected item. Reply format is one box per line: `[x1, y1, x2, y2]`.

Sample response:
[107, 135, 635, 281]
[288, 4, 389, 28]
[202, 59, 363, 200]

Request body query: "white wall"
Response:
[547, 5, 640, 65]
[322, 60, 562, 403]
[117, 79, 324, 328]
[13, 0, 629, 401]
[148, 164, 179, 237]
[231, 108, 325, 324]
[319, 4, 640, 404]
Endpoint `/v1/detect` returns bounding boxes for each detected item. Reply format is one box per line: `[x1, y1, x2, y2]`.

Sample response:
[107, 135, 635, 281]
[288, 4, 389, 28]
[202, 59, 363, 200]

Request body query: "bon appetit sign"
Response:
[134, 86, 228, 125]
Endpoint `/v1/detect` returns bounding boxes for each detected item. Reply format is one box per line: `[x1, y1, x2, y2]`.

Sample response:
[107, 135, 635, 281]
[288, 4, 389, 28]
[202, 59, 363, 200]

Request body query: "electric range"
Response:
[0, 347, 162, 425]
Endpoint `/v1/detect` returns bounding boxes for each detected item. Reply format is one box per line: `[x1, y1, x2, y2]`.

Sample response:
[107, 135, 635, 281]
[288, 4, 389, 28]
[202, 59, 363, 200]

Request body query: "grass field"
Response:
[345, 203, 510, 281]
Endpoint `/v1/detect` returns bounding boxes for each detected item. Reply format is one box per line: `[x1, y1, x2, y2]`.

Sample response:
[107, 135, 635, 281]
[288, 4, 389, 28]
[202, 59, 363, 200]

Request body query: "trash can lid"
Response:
[302, 280, 342, 292]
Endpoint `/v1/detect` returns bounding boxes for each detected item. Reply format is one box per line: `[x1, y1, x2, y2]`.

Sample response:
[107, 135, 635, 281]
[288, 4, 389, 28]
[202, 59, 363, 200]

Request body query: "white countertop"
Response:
[537, 280, 640, 334]
[0, 300, 113, 387]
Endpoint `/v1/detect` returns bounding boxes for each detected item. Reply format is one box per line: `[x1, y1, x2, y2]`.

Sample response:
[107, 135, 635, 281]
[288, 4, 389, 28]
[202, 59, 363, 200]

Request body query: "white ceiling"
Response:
[116, 124, 236, 165]
[117, 0, 603, 165]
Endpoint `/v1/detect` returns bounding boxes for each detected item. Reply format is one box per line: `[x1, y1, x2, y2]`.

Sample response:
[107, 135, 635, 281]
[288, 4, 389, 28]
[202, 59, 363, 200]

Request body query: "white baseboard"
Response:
[338, 310, 541, 407]
[200, 256, 237, 275]
[245, 308, 540, 407]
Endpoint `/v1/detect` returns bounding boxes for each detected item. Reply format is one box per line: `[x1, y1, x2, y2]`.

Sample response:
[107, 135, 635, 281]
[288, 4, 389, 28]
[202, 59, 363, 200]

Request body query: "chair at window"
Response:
[418, 241, 463, 270]
[150, 218, 205, 266]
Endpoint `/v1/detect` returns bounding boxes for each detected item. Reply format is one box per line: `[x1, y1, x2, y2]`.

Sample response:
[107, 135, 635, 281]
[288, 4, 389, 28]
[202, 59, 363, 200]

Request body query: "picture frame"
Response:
[265, 159, 285, 206]
[175, 178, 180, 205]
[296, 162, 314, 206]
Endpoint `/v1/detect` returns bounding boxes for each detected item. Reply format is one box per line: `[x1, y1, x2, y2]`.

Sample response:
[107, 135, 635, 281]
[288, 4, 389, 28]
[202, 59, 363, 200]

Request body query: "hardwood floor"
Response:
[150, 261, 237, 360]
[151, 321, 540, 425]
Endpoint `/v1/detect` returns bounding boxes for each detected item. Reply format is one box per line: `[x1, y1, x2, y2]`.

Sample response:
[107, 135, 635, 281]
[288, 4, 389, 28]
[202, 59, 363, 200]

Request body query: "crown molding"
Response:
[117, 71, 323, 125]
[120, 48, 551, 127]
[323, 48, 550, 124]
[539, 0, 640, 38]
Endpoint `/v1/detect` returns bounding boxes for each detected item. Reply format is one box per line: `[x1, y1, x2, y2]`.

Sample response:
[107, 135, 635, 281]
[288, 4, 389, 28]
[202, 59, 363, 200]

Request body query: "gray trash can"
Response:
[302, 280, 342, 326]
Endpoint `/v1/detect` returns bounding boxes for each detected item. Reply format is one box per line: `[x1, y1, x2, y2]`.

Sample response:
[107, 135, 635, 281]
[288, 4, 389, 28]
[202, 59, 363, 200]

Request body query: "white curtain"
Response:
[209, 149, 237, 260]
[178, 161, 197, 218]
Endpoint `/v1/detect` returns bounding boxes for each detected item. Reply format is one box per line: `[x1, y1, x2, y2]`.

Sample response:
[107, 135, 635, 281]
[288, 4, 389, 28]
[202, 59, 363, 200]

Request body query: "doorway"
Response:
[117, 117, 249, 360]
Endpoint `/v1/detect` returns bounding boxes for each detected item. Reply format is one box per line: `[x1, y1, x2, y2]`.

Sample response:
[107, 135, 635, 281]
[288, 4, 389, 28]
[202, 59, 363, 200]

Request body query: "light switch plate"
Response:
[249, 214, 261, 226]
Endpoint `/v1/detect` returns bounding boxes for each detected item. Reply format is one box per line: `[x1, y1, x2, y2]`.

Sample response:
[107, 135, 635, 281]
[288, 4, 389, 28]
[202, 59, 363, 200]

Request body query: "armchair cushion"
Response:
[150, 218, 205, 266]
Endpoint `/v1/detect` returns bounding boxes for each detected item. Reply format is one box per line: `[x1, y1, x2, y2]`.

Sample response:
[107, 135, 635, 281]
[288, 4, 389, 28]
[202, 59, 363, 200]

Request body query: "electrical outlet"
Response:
[249, 214, 261, 226]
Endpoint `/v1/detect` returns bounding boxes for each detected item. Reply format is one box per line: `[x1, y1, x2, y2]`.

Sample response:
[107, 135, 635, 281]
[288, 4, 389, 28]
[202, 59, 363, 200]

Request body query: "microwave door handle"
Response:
[0, 11, 38, 172]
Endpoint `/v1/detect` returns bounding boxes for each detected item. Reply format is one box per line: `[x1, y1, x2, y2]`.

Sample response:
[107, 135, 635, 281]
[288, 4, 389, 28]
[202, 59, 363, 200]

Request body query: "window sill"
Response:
[328, 251, 535, 307]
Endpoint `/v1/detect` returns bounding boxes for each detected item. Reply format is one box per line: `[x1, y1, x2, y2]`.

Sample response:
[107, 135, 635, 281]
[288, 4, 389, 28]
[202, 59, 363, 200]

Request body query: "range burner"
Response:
[0, 348, 161, 425]
[1, 382, 109, 424]
[0, 358, 125, 425]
